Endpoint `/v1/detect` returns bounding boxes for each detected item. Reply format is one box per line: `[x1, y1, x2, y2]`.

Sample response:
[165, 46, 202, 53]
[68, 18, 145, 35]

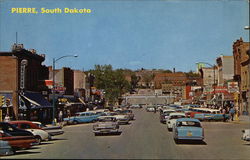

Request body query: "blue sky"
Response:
[0, 0, 249, 72]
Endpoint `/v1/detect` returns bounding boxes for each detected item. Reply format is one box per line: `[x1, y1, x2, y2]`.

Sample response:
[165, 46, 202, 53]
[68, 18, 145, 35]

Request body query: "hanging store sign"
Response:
[228, 82, 239, 93]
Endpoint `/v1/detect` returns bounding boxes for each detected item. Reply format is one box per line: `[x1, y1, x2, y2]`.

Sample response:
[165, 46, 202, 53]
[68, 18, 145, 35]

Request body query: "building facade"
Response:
[49, 67, 74, 95]
[216, 55, 234, 86]
[233, 38, 250, 114]
[0, 44, 49, 120]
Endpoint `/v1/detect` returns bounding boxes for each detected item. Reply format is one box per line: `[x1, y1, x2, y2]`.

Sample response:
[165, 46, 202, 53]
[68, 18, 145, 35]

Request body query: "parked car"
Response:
[0, 122, 34, 137]
[173, 118, 204, 144]
[130, 104, 142, 109]
[93, 116, 121, 136]
[9, 121, 49, 144]
[63, 111, 100, 124]
[190, 108, 230, 121]
[166, 112, 186, 131]
[32, 121, 64, 138]
[0, 139, 13, 156]
[242, 129, 250, 141]
[0, 130, 36, 153]
[160, 109, 176, 123]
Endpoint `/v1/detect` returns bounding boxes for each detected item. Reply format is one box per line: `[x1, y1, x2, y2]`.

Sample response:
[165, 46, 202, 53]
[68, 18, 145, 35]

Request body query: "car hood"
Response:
[95, 122, 117, 128]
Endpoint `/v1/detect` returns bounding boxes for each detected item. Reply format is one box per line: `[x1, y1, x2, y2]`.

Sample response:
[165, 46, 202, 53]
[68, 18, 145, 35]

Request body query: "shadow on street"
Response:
[39, 142, 54, 145]
[175, 140, 207, 145]
[13, 151, 41, 155]
[94, 132, 122, 136]
[49, 138, 68, 141]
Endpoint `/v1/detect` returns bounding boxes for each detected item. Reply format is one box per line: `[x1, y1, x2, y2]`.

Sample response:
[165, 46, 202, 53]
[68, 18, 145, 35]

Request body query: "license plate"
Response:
[187, 131, 192, 136]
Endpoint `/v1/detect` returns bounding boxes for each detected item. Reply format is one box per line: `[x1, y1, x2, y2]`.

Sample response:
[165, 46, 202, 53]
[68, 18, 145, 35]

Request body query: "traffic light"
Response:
[6, 98, 10, 106]
[0, 96, 5, 107]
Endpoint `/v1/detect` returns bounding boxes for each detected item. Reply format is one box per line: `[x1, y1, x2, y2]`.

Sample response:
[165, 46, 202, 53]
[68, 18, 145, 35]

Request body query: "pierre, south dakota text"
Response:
[11, 8, 92, 14]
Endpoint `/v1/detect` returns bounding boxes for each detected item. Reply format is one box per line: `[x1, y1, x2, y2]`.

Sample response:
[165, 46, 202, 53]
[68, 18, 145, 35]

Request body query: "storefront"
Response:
[19, 91, 52, 123]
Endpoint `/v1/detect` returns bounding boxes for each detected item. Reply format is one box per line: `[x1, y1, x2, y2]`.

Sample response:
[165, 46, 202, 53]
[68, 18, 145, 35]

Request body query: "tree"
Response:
[185, 70, 200, 77]
[89, 65, 131, 105]
[141, 72, 155, 88]
[131, 73, 140, 90]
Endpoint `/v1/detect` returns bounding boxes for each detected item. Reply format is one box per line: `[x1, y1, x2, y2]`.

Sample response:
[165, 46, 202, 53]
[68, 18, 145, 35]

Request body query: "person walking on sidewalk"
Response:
[222, 108, 227, 122]
[229, 107, 236, 121]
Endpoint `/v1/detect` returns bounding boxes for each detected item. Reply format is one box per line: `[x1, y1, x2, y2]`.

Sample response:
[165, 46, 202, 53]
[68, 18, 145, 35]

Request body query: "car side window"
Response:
[1, 125, 14, 131]
[20, 124, 31, 129]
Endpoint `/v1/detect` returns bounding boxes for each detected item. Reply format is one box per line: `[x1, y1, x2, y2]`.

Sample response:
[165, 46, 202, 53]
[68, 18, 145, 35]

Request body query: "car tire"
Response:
[168, 128, 172, 132]
[48, 134, 52, 141]
[35, 135, 42, 145]
[73, 120, 78, 125]
[175, 139, 181, 144]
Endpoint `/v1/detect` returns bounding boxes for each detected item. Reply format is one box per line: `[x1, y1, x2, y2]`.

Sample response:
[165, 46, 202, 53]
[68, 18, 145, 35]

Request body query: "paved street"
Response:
[8, 109, 250, 159]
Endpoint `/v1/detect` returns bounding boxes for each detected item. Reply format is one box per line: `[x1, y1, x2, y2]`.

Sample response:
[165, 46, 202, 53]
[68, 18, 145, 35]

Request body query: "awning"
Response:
[78, 98, 86, 105]
[21, 91, 52, 109]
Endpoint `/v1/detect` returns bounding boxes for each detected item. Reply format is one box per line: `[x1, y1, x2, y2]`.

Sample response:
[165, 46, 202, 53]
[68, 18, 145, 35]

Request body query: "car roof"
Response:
[9, 120, 33, 124]
[169, 112, 186, 116]
[163, 109, 176, 112]
[176, 118, 201, 122]
[99, 116, 116, 119]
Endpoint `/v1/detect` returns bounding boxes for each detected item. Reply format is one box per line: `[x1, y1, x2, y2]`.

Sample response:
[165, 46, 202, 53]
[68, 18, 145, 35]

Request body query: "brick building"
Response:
[154, 72, 187, 89]
[0, 44, 50, 120]
[48, 67, 74, 95]
[233, 38, 250, 114]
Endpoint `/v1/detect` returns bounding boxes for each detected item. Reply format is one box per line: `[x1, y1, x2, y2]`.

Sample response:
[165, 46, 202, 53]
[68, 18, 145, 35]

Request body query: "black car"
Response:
[0, 122, 34, 137]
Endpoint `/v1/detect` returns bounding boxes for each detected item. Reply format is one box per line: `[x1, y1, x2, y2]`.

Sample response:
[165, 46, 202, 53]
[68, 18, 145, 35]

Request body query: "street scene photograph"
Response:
[0, 0, 249, 159]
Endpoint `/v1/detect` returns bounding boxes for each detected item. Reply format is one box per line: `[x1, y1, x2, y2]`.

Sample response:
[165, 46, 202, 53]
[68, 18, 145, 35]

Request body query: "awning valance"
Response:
[20, 91, 52, 109]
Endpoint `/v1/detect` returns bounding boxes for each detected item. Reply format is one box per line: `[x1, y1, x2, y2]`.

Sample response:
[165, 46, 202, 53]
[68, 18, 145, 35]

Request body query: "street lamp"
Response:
[196, 62, 216, 98]
[52, 54, 78, 125]
[244, 26, 250, 30]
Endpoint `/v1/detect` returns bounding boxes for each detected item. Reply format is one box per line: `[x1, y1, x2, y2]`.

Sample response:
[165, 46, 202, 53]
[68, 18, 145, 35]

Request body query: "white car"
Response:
[146, 106, 156, 112]
[166, 112, 186, 131]
[100, 112, 130, 125]
[242, 129, 250, 141]
[9, 121, 50, 144]
[160, 109, 176, 123]
[32, 122, 64, 138]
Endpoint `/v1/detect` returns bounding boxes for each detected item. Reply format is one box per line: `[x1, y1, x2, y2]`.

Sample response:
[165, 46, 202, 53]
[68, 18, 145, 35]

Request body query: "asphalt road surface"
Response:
[8, 108, 250, 159]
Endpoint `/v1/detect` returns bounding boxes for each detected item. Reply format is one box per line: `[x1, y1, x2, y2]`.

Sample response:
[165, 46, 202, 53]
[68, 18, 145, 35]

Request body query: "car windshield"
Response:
[177, 121, 201, 127]
[99, 117, 116, 122]
[108, 112, 118, 116]
[170, 115, 185, 119]
[0, 124, 16, 131]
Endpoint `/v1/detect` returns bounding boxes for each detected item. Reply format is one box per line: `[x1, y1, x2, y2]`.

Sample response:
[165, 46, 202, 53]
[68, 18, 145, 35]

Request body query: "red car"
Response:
[0, 130, 36, 152]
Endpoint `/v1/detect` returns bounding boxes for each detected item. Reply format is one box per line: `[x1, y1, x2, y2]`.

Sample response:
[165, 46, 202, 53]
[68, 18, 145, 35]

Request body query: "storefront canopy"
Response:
[21, 91, 52, 109]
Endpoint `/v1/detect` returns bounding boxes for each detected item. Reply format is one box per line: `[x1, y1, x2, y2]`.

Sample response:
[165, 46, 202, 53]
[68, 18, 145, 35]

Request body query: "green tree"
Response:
[131, 73, 140, 90]
[89, 65, 131, 105]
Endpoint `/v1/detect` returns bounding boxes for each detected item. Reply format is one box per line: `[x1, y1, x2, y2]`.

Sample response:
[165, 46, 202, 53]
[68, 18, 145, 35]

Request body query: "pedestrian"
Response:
[58, 110, 63, 123]
[229, 107, 236, 121]
[222, 108, 226, 122]
[4, 114, 10, 122]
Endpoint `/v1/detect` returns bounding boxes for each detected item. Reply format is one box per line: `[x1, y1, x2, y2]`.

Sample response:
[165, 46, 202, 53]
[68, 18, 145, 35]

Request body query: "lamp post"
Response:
[52, 54, 78, 125]
[196, 62, 216, 106]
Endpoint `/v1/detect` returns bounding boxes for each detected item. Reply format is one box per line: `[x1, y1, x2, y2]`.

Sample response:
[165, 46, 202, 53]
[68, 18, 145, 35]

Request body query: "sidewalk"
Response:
[229, 115, 250, 124]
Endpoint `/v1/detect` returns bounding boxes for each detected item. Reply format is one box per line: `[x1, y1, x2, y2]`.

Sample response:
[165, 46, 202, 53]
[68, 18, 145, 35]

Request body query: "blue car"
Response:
[194, 113, 230, 121]
[173, 118, 204, 144]
[63, 111, 100, 125]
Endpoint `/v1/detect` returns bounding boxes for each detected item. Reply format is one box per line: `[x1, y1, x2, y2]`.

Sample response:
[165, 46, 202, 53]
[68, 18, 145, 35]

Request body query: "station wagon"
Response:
[63, 111, 100, 124]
